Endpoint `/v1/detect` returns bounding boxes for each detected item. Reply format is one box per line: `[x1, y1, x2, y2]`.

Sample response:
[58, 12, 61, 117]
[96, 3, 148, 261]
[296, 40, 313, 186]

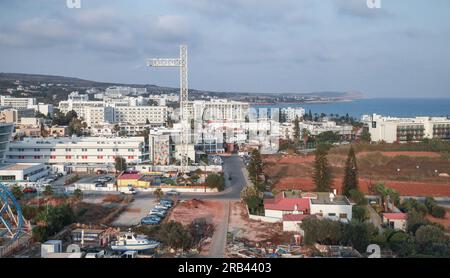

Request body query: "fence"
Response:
[0, 235, 31, 258]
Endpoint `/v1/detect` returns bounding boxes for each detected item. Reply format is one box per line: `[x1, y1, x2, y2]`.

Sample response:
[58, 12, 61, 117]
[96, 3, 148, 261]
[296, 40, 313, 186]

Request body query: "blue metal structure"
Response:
[0, 183, 24, 240]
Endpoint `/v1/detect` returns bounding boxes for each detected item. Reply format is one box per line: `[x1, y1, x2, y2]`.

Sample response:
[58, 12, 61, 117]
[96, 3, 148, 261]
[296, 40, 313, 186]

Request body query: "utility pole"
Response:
[147, 45, 189, 173]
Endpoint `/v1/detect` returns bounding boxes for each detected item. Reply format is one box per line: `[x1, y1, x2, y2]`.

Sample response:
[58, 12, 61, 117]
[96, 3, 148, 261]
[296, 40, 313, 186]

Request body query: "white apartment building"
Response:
[187, 99, 250, 122]
[114, 106, 167, 125]
[28, 103, 54, 116]
[0, 96, 37, 110]
[5, 136, 148, 166]
[59, 94, 167, 126]
[0, 123, 14, 163]
[281, 107, 305, 123]
[363, 114, 450, 143]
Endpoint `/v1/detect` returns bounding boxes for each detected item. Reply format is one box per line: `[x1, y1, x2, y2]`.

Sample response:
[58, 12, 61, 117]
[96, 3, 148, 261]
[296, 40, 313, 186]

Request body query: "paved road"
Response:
[208, 200, 230, 258]
[133, 155, 249, 201]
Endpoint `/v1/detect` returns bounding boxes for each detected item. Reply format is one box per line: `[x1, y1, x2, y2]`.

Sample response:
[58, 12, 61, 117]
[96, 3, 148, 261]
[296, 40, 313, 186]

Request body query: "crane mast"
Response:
[147, 45, 189, 173]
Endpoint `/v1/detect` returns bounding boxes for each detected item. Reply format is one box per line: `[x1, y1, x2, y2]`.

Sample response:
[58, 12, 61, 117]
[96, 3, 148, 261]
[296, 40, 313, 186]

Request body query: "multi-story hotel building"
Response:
[363, 114, 450, 143]
[5, 136, 149, 166]
[187, 99, 250, 122]
[0, 96, 36, 110]
[58, 93, 167, 126]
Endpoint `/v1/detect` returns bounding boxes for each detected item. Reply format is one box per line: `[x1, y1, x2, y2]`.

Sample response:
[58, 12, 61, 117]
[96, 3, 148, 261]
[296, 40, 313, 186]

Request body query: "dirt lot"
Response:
[168, 199, 226, 226]
[264, 149, 450, 197]
[228, 201, 287, 244]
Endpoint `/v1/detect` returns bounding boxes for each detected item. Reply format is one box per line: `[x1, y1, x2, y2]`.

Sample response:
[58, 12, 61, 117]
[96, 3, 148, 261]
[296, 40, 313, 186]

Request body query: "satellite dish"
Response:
[66, 244, 81, 253]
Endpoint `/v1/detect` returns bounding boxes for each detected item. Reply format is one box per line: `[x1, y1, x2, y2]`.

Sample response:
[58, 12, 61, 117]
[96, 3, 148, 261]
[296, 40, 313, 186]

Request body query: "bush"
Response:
[431, 206, 446, 218]
[352, 205, 369, 222]
[32, 225, 48, 243]
[206, 173, 225, 191]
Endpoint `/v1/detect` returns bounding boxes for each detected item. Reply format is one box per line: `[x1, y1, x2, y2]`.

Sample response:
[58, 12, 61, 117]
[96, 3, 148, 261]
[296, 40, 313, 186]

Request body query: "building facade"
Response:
[363, 114, 450, 143]
[5, 136, 148, 166]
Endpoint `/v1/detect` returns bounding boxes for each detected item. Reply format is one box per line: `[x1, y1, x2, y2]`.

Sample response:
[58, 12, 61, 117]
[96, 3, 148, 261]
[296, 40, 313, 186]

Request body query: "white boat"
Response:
[110, 232, 160, 251]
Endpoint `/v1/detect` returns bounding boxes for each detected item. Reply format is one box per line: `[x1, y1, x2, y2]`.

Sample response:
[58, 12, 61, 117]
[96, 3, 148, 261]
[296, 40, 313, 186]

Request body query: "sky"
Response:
[0, 0, 449, 98]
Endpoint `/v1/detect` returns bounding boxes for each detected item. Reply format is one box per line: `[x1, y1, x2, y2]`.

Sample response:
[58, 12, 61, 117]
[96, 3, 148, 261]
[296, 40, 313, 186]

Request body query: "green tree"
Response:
[388, 231, 416, 257]
[431, 206, 446, 218]
[415, 225, 449, 256]
[114, 156, 127, 173]
[360, 128, 371, 143]
[313, 144, 332, 192]
[247, 148, 264, 185]
[342, 147, 359, 197]
[301, 218, 343, 245]
[352, 205, 369, 222]
[406, 209, 429, 235]
[349, 189, 367, 205]
[73, 188, 83, 201]
[206, 173, 225, 191]
[43, 185, 53, 197]
[11, 185, 23, 200]
[424, 196, 437, 213]
[293, 116, 300, 145]
[32, 225, 48, 242]
[240, 186, 263, 215]
[341, 221, 378, 253]
[153, 188, 164, 202]
[157, 221, 192, 251]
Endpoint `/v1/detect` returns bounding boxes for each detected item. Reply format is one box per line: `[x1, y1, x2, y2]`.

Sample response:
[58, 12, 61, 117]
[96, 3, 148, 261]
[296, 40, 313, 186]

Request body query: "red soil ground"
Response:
[266, 151, 450, 197]
[274, 177, 450, 197]
[357, 151, 441, 158]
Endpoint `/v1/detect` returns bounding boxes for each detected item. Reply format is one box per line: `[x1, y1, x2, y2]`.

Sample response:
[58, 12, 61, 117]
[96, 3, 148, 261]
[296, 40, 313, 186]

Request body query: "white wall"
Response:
[310, 204, 353, 221]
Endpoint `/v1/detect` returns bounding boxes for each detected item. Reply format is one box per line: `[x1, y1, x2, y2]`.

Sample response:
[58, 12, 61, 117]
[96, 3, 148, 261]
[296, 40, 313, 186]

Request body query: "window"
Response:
[50, 155, 56, 159]
[65, 148, 71, 152]
[50, 148, 56, 151]
[339, 213, 348, 219]
[128, 156, 134, 159]
[34, 148, 40, 151]
[97, 148, 103, 152]
[113, 148, 119, 152]
[82, 148, 88, 152]
[328, 213, 336, 217]
[66, 155, 72, 159]
[82, 155, 88, 159]
[97, 156, 103, 159]
[34, 156, 41, 159]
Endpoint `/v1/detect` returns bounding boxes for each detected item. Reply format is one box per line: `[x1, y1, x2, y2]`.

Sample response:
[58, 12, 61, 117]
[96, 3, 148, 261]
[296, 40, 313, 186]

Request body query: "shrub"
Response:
[431, 206, 446, 218]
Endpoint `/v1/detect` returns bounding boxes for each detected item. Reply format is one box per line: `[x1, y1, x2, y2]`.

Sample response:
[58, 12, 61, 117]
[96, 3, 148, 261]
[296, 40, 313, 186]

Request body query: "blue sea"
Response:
[253, 98, 450, 119]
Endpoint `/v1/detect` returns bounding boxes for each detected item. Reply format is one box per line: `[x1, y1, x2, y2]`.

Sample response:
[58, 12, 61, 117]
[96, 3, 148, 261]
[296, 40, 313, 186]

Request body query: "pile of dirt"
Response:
[182, 199, 205, 209]
[102, 194, 124, 203]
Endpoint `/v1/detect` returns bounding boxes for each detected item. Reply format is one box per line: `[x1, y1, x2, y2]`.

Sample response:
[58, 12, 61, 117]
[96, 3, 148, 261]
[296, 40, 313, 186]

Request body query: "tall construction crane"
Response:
[147, 45, 190, 172]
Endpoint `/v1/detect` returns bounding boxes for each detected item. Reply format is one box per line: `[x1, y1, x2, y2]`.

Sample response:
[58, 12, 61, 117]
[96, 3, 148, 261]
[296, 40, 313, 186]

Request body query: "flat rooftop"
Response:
[0, 163, 43, 171]
[310, 192, 351, 206]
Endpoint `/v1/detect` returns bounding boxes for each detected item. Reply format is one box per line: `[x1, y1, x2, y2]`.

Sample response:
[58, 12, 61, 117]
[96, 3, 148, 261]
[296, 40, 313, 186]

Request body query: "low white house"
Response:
[262, 191, 353, 232]
[309, 192, 353, 222]
[382, 213, 408, 231]
[0, 163, 49, 182]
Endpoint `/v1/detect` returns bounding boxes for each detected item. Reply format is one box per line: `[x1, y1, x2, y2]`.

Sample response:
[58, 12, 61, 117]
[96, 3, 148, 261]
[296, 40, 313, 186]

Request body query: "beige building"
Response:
[363, 114, 450, 143]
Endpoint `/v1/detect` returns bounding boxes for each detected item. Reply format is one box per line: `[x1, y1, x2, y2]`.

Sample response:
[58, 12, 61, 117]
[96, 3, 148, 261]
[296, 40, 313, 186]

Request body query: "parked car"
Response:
[149, 209, 166, 217]
[97, 176, 112, 183]
[160, 199, 173, 206]
[141, 216, 160, 225]
[154, 204, 170, 210]
[23, 187, 37, 194]
[166, 190, 180, 196]
[119, 186, 136, 195]
[96, 169, 107, 175]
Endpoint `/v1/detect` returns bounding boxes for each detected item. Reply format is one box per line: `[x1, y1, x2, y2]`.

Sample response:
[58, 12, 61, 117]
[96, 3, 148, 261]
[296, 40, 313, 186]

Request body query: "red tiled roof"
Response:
[264, 198, 310, 212]
[383, 213, 407, 220]
[118, 173, 141, 180]
[282, 214, 309, 221]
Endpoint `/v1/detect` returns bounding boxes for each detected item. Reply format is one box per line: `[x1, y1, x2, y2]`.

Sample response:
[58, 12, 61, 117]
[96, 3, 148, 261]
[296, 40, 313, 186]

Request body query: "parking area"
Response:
[112, 196, 157, 227]
[76, 174, 115, 185]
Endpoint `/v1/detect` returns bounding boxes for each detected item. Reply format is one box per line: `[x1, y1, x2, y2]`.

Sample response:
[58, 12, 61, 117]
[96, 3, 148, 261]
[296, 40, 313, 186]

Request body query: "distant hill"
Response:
[0, 72, 364, 101]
